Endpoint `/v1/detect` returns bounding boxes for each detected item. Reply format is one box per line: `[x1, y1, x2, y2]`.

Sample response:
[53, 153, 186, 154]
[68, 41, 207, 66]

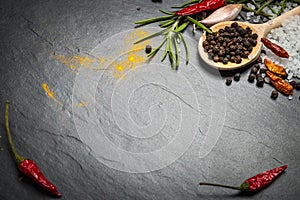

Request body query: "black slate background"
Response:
[0, 0, 299, 200]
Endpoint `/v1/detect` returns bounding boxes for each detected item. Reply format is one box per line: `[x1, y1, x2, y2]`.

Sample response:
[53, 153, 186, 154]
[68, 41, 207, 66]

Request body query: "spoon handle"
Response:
[263, 6, 300, 36]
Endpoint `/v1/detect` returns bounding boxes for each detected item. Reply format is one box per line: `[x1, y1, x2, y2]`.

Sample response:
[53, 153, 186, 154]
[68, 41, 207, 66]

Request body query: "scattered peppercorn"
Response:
[248, 74, 256, 83]
[256, 77, 264, 87]
[251, 67, 258, 74]
[137, 7, 141, 11]
[234, 73, 241, 81]
[256, 56, 262, 63]
[290, 80, 296, 88]
[145, 45, 152, 54]
[256, 73, 263, 80]
[226, 78, 232, 86]
[271, 90, 279, 99]
[295, 82, 300, 90]
[261, 49, 266, 54]
[259, 68, 267, 74]
[253, 63, 260, 70]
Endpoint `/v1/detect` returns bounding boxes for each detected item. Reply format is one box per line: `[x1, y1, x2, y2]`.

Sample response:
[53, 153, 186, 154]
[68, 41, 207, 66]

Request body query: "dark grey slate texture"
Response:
[0, 0, 299, 199]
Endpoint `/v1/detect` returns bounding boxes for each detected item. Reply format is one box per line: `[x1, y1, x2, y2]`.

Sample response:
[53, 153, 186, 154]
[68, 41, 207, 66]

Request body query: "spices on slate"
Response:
[226, 78, 232, 86]
[261, 38, 289, 58]
[203, 22, 258, 64]
[271, 90, 279, 99]
[266, 71, 293, 95]
[4, 102, 62, 197]
[264, 58, 287, 77]
[199, 165, 287, 192]
[200, 4, 242, 26]
[174, 0, 225, 16]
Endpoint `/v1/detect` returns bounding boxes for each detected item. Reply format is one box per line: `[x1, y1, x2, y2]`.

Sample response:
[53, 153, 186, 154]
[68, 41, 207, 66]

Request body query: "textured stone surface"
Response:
[0, 0, 299, 199]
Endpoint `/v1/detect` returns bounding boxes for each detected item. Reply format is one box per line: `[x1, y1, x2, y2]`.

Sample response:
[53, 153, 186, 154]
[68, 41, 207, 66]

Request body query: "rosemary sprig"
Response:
[135, 8, 211, 69]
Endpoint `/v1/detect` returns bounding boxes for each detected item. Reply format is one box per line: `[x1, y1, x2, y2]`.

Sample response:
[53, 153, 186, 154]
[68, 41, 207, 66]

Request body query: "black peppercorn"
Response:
[213, 56, 219, 62]
[226, 78, 232, 86]
[253, 63, 260, 70]
[251, 67, 258, 74]
[256, 56, 262, 63]
[295, 82, 300, 90]
[231, 22, 238, 27]
[223, 57, 229, 64]
[248, 73, 256, 83]
[145, 45, 152, 54]
[234, 73, 241, 81]
[256, 77, 265, 87]
[259, 68, 267, 74]
[271, 90, 279, 99]
[290, 80, 296, 88]
[252, 33, 258, 39]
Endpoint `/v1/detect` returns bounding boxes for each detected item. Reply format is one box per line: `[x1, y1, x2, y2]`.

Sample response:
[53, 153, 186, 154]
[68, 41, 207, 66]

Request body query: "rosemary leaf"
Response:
[160, 19, 176, 28]
[178, 33, 189, 64]
[135, 15, 175, 25]
[172, 0, 202, 9]
[147, 38, 167, 58]
[134, 29, 167, 44]
[159, 9, 175, 16]
[175, 21, 190, 33]
[186, 16, 212, 34]
[173, 36, 180, 68]
[255, 0, 275, 15]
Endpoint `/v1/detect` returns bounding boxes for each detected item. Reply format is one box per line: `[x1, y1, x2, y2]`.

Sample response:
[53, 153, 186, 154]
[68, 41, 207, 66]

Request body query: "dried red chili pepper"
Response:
[261, 38, 289, 58]
[264, 58, 287, 77]
[199, 165, 288, 192]
[4, 102, 62, 197]
[266, 71, 293, 95]
[174, 0, 225, 16]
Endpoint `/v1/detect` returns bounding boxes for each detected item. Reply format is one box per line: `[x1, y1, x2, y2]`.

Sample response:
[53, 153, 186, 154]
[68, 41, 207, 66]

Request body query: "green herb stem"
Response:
[186, 16, 212, 34]
[255, 0, 275, 15]
[5, 101, 25, 164]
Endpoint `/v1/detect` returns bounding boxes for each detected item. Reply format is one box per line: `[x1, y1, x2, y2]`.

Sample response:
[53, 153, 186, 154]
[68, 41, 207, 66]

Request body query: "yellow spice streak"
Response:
[124, 29, 151, 52]
[77, 101, 88, 107]
[54, 29, 151, 80]
[54, 54, 107, 73]
[112, 53, 146, 79]
[42, 83, 61, 105]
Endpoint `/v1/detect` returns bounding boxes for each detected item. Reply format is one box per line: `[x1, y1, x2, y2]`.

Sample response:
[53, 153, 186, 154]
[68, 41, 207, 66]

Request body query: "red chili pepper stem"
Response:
[5, 101, 26, 165]
[199, 182, 242, 190]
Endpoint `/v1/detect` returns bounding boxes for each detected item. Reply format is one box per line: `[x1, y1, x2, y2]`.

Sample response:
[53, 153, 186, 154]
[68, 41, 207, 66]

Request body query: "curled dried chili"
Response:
[264, 58, 287, 77]
[261, 38, 289, 58]
[174, 0, 225, 16]
[199, 165, 287, 192]
[4, 101, 62, 197]
[266, 71, 293, 95]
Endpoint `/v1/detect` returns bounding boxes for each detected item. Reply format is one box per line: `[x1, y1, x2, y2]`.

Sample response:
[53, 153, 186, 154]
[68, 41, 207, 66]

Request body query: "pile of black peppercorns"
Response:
[203, 22, 258, 64]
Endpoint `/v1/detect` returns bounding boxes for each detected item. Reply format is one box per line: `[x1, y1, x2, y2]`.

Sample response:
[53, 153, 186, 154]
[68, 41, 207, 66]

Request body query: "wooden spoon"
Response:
[198, 6, 300, 70]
